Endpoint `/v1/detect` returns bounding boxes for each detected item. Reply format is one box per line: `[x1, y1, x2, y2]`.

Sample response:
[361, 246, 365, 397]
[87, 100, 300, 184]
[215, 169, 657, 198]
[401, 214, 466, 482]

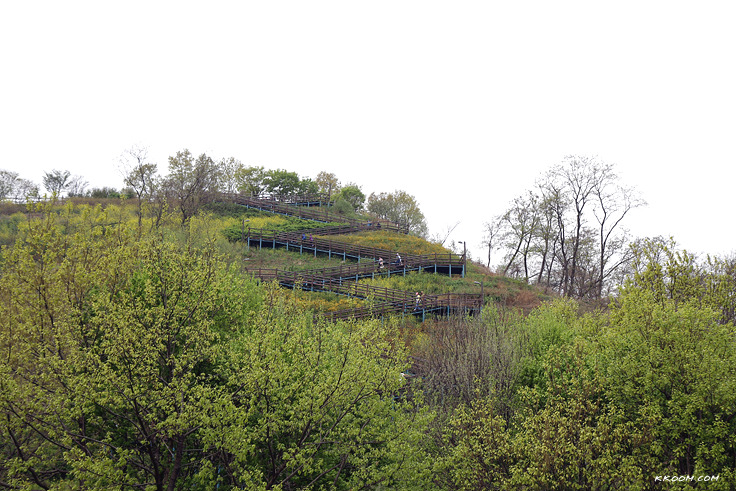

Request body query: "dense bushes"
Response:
[431, 292, 736, 489]
[0, 206, 434, 489]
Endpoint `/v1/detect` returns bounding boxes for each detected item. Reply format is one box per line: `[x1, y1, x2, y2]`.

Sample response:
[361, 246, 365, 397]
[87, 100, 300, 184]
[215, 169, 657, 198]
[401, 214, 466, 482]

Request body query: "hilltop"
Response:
[205, 195, 548, 319]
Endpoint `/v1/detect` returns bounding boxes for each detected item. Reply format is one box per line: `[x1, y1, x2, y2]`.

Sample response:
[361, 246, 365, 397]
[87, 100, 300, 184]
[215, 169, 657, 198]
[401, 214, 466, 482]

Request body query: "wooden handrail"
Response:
[244, 228, 465, 266]
[220, 193, 409, 233]
[233, 192, 476, 322]
[248, 268, 483, 322]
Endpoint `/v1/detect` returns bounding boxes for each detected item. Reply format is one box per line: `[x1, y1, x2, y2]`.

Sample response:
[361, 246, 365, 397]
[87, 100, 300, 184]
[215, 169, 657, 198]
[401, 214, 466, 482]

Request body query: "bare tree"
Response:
[13, 178, 39, 201]
[432, 221, 461, 248]
[533, 185, 561, 289]
[66, 175, 89, 197]
[121, 145, 158, 230]
[491, 155, 645, 298]
[592, 181, 645, 297]
[548, 156, 609, 296]
[164, 150, 220, 224]
[481, 218, 502, 269]
[218, 157, 243, 195]
[500, 192, 539, 280]
[0, 170, 18, 200]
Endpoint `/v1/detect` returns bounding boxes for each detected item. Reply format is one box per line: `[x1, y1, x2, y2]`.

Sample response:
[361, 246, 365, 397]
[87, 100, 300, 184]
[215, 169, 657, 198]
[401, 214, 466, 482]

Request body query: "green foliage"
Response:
[439, 395, 514, 490]
[220, 215, 343, 242]
[332, 196, 354, 216]
[597, 288, 736, 482]
[367, 190, 428, 237]
[261, 169, 318, 195]
[216, 292, 435, 489]
[334, 230, 449, 256]
[234, 165, 266, 195]
[503, 340, 658, 490]
[0, 212, 25, 247]
[337, 184, 365, 210]
[626, 236, 736, 324]
[88, 186, 122, 198]
[0, 206, 254, 488]
[4, 185, 736, 489]
[0, 203, 434, 489]
[516, 298, 579, 392]
[439, 286, 736, 489]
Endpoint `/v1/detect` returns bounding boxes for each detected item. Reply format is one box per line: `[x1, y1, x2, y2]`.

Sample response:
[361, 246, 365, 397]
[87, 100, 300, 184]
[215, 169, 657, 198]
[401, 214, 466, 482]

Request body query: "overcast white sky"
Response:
[2, 1, 734, 260]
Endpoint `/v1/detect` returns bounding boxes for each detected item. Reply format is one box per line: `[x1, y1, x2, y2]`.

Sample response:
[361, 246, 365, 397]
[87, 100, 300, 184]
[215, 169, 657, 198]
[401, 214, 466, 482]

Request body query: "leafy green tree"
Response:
[439, 395, 514, 490]
[337, 184, 365, 210]
[0, 169, 19, 199]
[0, 203, 434, 489]
[219, 156, 244, 194]
[315, 171, 341, 197]
[262, 169, 317, 196]
[626, 236, 736, 324]
[42, 168, 71, 197]
[0, 170, 38, 201]
[0, 205, 251, 488]
[262, 169, 300, 195]
[597, 287, 736, 483]
[234, 165, 266, 195]
[213, 291, 435, 489]
[367, 190, 428, 237]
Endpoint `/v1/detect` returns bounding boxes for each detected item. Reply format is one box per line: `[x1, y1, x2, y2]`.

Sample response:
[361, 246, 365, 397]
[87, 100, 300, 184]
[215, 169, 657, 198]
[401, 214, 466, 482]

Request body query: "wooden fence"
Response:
[220, 193, 409, 233]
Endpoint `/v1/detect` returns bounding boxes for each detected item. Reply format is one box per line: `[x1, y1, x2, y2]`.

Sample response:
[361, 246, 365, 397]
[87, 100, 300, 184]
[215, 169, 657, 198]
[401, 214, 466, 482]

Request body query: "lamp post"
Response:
[474, 280, 484, 315]
[461, 241, 467, 278]
[242, 218, 250, 251]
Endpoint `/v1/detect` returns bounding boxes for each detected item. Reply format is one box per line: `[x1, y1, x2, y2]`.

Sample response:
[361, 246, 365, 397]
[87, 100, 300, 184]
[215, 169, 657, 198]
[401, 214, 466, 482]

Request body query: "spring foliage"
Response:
[2, 202, 736, 490]
[0, 204, 433, 490]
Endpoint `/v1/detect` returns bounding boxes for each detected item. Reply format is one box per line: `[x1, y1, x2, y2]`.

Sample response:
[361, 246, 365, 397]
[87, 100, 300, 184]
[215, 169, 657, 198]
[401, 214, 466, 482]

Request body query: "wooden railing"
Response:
[324, 292, 483, 322]
[289, 222, 405, 236]
[220, 193, 409, 233]
[248, 268, 483, 321]
[243, 228, 465, 274]
[230, 193, 475, 321]
[256, 192, 334, 206]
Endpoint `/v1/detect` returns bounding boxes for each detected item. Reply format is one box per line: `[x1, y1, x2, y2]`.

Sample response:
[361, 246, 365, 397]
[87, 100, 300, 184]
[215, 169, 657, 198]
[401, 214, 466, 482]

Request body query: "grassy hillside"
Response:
[209, 203, 547, 314]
